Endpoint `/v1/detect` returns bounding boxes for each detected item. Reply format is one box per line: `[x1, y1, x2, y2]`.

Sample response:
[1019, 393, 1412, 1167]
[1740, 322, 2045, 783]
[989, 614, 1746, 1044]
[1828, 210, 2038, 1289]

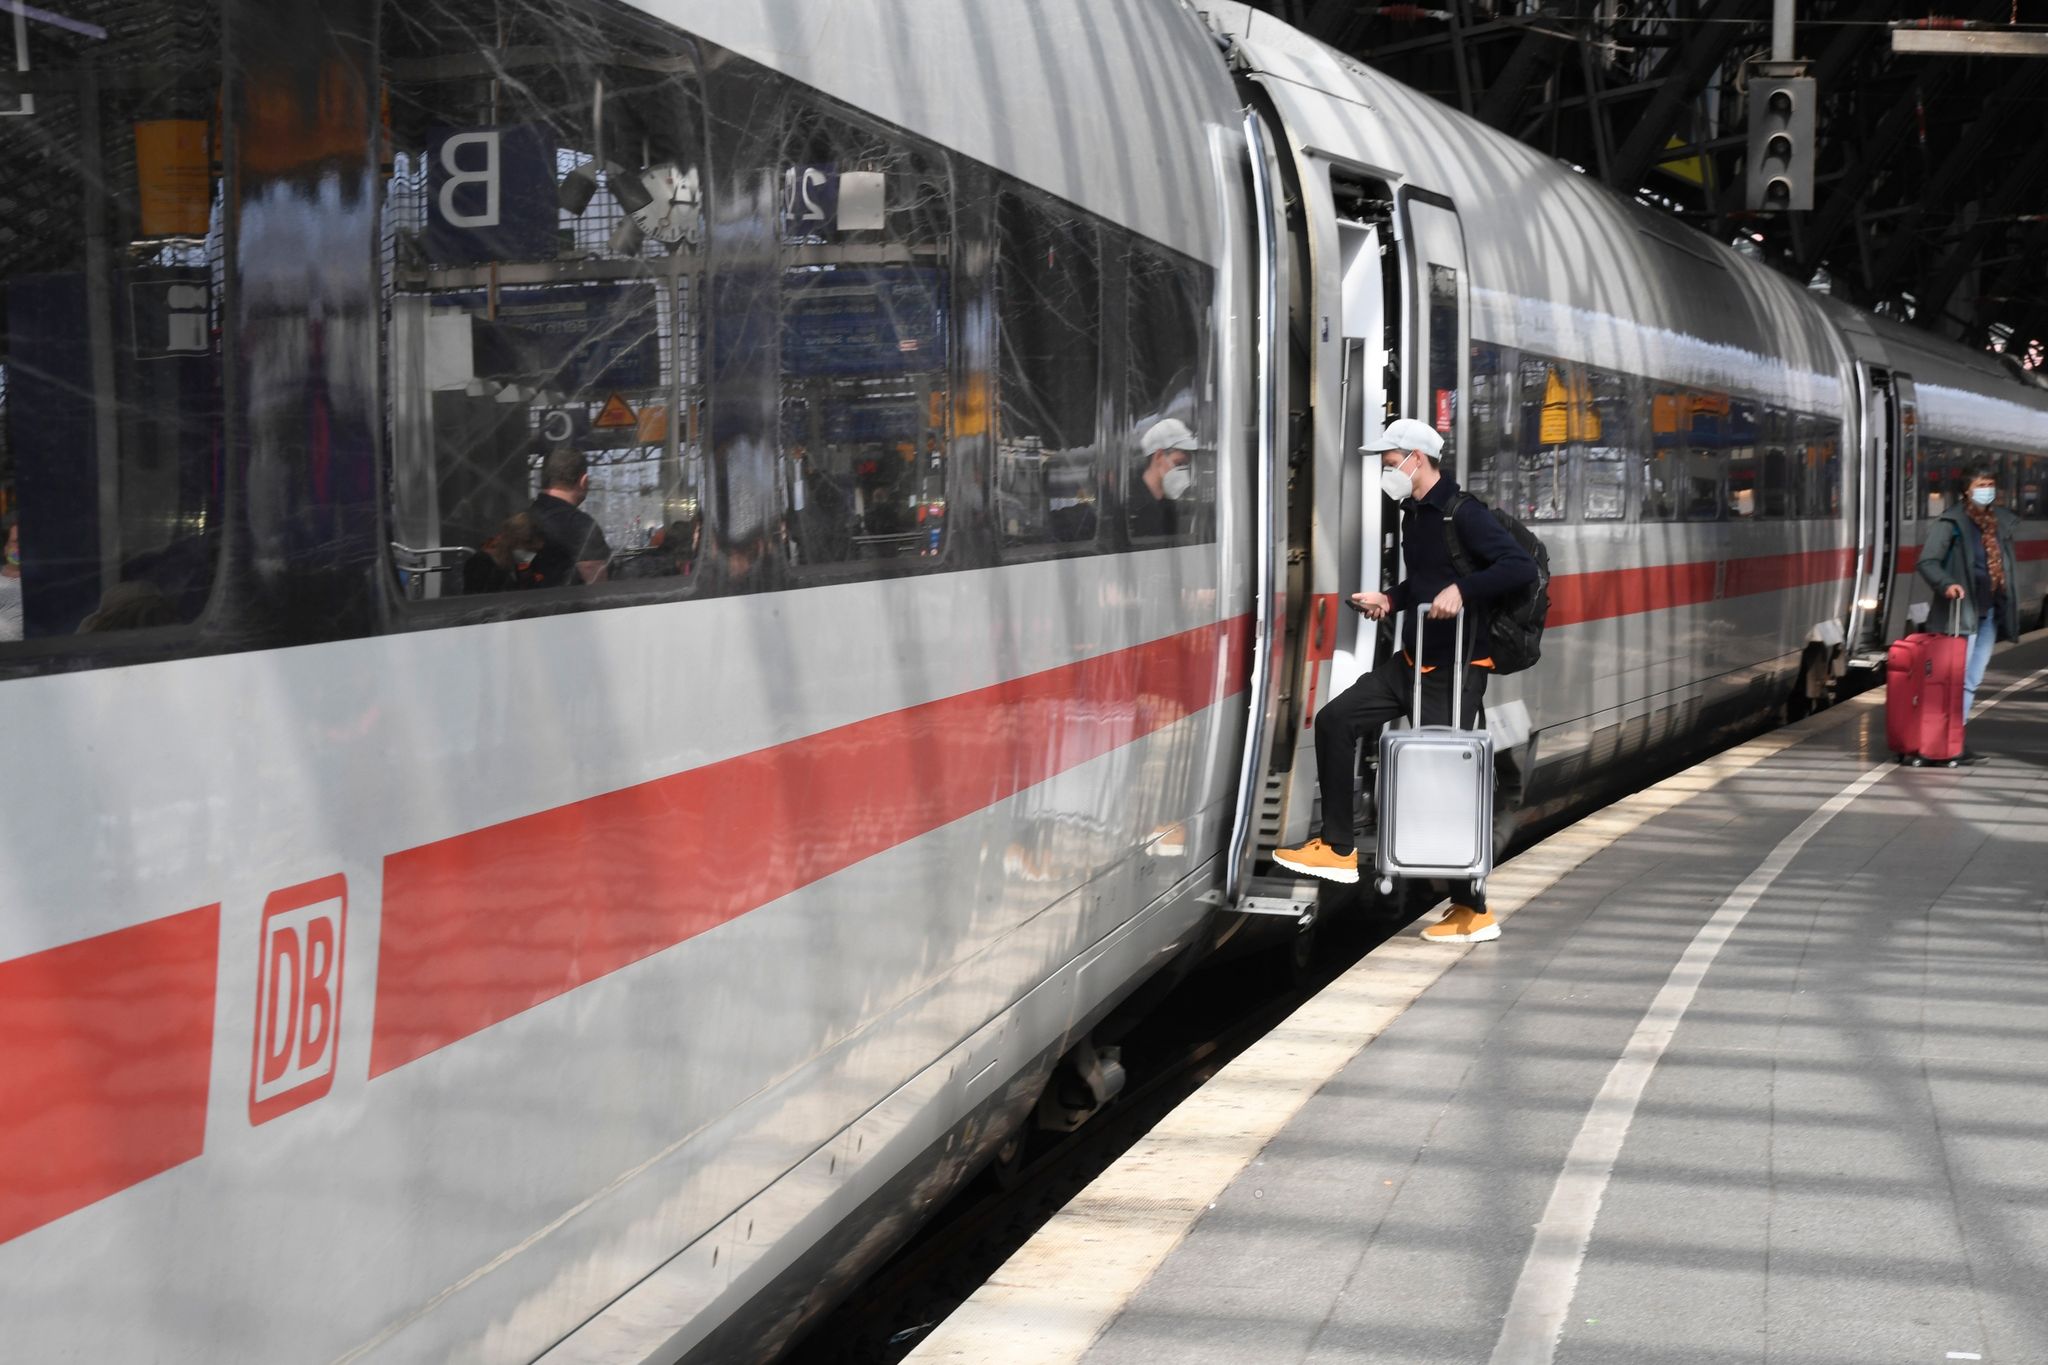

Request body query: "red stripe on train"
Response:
[1546, 548, 1855, 628]
[1897, 537, 2048, 575]
[369, 618, 1252, 1076]
[0, 906, 220, 1244]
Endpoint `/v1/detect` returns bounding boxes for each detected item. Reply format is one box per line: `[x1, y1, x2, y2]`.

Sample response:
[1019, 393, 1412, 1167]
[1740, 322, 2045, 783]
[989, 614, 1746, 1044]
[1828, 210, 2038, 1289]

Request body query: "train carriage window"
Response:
[775, 105, 955, 571]
[1680, 391, 1730, 522]
[1807, 416, 1843, 519]
[0, 4, 226, 645]
[1645, 387, 1683, 521]
[1759, 405, 1792, 518]
[1578, 365, 1632, 522]
[382, 7, 707, 600]
[1922, 446, 1963, 517]
[1901, 433, 1918, 523]
[1125, 241, 1215, 545]
[2019, 455, 2048, 518]
[995, 192, 1102, 554]
[1514, 354, 1569, 522]
[1426, 264, 1458, 469]
[1726, 400, 1760, 519]
[1464, 342, 1509, 503]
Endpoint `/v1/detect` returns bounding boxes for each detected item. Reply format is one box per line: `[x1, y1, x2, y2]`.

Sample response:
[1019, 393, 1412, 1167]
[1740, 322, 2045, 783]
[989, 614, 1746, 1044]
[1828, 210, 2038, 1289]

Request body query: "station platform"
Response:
[907, 634, 2048, 1365]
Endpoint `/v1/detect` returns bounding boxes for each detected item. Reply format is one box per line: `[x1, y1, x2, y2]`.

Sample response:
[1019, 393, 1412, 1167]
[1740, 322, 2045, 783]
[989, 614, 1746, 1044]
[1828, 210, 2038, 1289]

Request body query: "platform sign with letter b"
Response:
[248, 875, 349, 1125]
[425, 125, 558, 266]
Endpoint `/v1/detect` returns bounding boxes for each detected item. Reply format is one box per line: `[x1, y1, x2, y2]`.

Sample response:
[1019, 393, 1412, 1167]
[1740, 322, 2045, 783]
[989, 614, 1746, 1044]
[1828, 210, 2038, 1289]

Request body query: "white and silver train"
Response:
[3, 1, 2045, 1361]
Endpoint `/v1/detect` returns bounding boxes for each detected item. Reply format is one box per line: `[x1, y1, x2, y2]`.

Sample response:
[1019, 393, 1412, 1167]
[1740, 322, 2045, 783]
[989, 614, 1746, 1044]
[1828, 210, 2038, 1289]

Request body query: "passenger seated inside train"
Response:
[462, 512, 547, 595]
[1129, 417, 1197, 540]
[528, 446, 613, 587]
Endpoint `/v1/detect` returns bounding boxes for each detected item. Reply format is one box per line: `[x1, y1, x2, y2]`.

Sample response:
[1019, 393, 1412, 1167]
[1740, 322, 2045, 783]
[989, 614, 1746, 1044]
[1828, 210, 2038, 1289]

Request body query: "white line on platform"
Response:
[1485, 757, 1895, 1365]
[904, 699, 1879, 1365]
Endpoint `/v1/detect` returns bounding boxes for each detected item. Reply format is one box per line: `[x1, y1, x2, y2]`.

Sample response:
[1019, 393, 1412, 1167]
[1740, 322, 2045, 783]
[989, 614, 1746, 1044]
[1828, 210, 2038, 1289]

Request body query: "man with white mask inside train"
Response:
[1275, 417, 1537, 943]
[1130, 417, 1197, 540]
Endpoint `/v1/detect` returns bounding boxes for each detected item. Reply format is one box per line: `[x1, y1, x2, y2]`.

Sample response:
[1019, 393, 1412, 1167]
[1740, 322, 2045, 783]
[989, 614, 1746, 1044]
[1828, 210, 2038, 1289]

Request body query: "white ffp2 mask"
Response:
[1381, 452, 1419, 502]
[1162, 465, 1193, 500]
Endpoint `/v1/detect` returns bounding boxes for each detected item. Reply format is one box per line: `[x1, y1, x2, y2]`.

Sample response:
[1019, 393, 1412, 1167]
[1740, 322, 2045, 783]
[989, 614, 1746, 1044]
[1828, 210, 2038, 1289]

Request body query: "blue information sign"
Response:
[781, 267, 946, 379]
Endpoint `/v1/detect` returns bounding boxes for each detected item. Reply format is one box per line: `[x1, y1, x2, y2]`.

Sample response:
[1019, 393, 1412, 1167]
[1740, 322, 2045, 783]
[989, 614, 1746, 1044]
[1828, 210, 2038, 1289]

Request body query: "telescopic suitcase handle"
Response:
[1406, 605, 1465, 730]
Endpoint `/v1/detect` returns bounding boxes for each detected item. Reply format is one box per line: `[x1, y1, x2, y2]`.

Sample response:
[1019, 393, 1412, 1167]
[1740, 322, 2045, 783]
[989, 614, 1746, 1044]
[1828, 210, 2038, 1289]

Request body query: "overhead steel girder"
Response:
[1795, 67, 1955, 281]
[1807, 0, 1896, 92]
[1970, 220, 2048, 345]
[1917, 133, 2048, 333]
[1476, 23, 1571, 132]
[1866, 60, 2040, 296]
[1606, 0, 1768, 193]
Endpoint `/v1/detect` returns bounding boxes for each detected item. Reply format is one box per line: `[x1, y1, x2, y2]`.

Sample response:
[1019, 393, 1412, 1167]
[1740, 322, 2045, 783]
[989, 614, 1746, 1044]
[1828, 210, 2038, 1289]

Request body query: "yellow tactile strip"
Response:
[905, 694, 1880, 1365]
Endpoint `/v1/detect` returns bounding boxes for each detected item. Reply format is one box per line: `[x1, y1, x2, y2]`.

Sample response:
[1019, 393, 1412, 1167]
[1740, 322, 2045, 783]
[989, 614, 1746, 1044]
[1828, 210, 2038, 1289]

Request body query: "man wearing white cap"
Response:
[1275, 417, 1537, 944]
[1130, 417, 1198, 540]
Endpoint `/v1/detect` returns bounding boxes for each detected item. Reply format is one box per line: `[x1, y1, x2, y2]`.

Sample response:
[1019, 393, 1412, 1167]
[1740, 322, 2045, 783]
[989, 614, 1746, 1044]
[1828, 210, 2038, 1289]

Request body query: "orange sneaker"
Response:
[1273, 837, 1359, 885]
[1421, 905, 1500, 943]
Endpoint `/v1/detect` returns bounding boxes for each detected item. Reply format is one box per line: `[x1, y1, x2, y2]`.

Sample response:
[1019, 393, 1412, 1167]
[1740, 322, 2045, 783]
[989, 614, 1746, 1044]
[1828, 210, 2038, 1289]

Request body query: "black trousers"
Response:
[1315, 649, 1490, 911]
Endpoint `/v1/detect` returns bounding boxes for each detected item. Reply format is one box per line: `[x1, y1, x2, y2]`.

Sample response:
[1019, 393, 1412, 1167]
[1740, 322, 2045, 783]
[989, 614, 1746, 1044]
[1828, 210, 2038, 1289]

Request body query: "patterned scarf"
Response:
[1966, 501, 2006, 592]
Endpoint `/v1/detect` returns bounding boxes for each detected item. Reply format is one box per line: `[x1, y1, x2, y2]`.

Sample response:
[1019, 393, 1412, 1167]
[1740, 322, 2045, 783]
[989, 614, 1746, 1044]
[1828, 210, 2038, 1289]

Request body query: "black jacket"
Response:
[1387, 474, 1539, 665]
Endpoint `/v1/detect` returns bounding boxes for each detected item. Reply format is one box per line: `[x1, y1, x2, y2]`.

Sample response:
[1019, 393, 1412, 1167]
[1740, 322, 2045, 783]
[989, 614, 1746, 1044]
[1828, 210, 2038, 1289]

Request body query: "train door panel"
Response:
[1887, 376, 1919, 639]
[1331, 217, 1385, 699]
[1853, 367, 1915, 657]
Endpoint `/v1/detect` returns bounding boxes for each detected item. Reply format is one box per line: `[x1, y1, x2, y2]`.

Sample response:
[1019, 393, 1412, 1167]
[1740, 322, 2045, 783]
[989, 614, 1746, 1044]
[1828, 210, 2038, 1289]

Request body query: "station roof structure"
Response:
[1247, 1, 2048, 368]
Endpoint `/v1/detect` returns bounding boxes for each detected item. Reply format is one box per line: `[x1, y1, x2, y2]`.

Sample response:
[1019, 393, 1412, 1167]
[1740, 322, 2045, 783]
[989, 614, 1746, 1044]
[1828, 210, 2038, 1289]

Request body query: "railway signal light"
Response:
[1746, 75, 1815, 212]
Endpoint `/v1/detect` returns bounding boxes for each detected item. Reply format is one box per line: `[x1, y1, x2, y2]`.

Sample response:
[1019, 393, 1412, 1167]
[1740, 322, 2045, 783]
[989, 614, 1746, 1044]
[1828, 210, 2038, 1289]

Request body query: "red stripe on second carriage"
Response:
[1547, 548, 1854, 627]
[1897, 537, 2048, 575]
[370, 618, 1252, 1076]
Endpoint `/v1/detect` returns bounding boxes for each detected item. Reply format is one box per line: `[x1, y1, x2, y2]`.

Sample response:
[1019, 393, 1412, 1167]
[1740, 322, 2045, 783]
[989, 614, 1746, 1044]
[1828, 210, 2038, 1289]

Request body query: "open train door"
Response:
[1847, 368, 1915, 666]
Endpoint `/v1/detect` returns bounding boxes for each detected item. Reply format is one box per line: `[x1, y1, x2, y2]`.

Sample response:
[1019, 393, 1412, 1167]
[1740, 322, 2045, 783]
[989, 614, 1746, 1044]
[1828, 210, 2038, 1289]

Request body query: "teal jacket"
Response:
[1916, 502, 2021, 641]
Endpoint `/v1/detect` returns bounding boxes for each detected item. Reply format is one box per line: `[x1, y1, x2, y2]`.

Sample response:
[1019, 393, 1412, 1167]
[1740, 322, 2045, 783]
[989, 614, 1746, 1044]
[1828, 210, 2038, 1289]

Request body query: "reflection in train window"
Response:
[1579, 366, 1633, 522]
[1727, 400, 1759, 519]
[1426, 264, 1458, 470]
[1514, 356, 1568, 522]
[996, 191, 1102, 553]
[382, 4, 704, 601]
[1125, 243, 1214, 545]
[1922, 447, 1963, 517]
[1760, 405, 1794, 519]
[777, 103, 954, 570]
[0, 3, 225, 641]
[2018, 454, 2048, 518]
[1803, 416, 1842, 519]
[1677, 391, 1729, 521]
[1644, 387, 1686, 521]
[1900, 438, 1919, 522]
[1464, 343, 1509, 503]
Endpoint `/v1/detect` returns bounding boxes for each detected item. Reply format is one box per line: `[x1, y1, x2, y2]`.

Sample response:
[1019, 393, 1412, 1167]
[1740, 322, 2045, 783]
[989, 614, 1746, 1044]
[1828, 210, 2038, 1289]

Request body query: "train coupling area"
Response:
[905, 630, 2048, 1365]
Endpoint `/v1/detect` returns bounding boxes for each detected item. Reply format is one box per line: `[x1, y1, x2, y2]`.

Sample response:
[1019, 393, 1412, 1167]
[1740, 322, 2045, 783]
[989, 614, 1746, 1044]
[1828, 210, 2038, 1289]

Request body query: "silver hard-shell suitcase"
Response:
[1373, 611, 1493, 897]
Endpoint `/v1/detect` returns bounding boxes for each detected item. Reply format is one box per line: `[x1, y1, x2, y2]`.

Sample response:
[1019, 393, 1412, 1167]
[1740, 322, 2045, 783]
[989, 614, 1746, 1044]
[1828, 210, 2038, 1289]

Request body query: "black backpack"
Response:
[1440, 491, 1550, 676]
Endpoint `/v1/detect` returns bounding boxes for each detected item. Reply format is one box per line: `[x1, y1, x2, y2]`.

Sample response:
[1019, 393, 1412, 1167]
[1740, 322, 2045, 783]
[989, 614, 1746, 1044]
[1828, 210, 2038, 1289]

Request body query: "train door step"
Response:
[1240, 894, 1316, 929]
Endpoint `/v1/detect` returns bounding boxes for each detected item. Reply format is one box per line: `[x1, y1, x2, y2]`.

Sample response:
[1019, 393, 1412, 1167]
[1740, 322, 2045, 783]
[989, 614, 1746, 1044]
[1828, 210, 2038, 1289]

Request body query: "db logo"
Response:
[248, 875, 348, 1125]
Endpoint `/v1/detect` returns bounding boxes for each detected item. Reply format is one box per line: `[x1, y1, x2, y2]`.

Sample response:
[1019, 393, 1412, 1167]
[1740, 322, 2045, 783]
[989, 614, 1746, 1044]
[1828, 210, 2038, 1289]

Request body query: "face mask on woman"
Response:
[1970, 486, 1996, 508]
